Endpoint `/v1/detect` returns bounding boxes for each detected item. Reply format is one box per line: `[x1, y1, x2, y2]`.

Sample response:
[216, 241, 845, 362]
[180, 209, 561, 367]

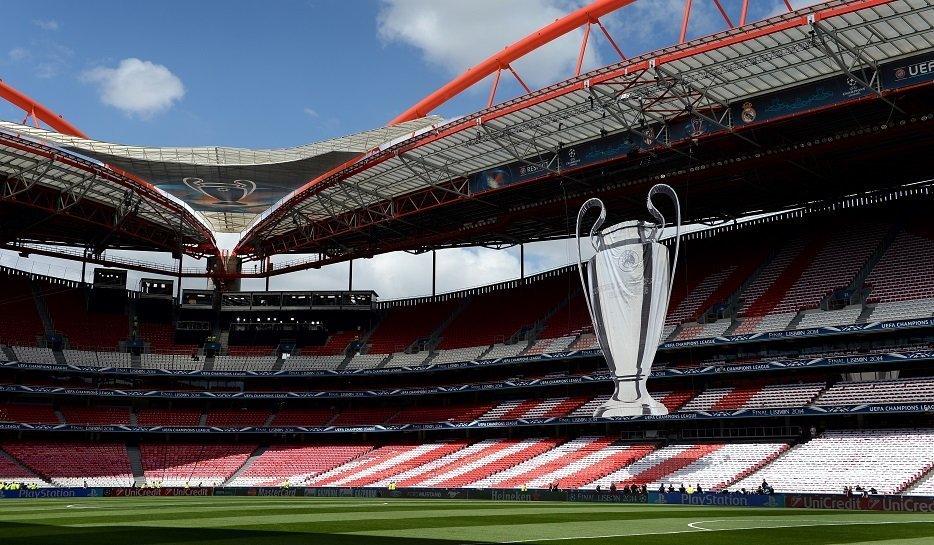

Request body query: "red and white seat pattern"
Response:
[771, 223, 884, 315]
[682, 383, 824, 411]
[470, 436, 611, 489]
[665, 267, 737, 327]
[909, 469, 934, 496]
[734, 429, 934, 494]
[229, 444, 373, 487]
[524, 336, 577, 356]
[795, 306, 863, 329]
[399, 437, 559, 488]
[864, 231, 934, 303]
[815, 377, 934, 406]
[671, 321, 732, 341]
[588, 443, 723, 489]
[660, 442, 789, 490]
[337, 441, 469, 488]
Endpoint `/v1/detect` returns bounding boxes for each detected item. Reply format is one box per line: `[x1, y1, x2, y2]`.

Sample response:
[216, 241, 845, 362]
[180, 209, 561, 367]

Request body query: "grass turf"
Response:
[0, 497, 932, 544]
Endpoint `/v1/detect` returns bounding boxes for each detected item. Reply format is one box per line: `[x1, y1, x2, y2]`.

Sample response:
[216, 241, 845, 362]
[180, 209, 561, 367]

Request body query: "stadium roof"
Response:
[234, 0, 934, 262]
[1, 0, 933, 276]
[0, 116, 442, 233]
[0, 130, 216, 256]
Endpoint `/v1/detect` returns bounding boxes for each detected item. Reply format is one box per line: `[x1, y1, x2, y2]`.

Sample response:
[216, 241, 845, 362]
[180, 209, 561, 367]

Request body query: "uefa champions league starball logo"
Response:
[182, 177, 257, 206]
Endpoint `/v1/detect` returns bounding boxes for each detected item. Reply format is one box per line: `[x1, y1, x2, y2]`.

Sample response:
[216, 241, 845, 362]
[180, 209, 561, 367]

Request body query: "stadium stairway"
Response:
[424, 297, 473, 357]
[719, 443, 793, 491]
[905, 463, 934, 496]
[849, 224, 903, 300]
[709, 385, 765, 411]
[126, 444, 146, 487]
[0, 446, 48, 485]
[742, 233, 832, 319]
[222, 445, 268, 487]
[0, 345, 16, 361]
[29, 278, 53, 336]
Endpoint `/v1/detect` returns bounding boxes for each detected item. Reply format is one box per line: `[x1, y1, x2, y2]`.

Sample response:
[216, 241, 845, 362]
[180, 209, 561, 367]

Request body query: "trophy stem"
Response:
[595, 377, 669, 417]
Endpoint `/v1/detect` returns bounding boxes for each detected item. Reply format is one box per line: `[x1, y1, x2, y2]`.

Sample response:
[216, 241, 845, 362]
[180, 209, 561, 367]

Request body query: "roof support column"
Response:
[520, 243, 525, 280]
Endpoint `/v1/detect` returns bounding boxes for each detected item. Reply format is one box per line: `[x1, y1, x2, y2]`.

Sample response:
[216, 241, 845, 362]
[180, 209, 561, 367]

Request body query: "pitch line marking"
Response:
[482, 519, 934, 544]
[687, 519, 722, 531]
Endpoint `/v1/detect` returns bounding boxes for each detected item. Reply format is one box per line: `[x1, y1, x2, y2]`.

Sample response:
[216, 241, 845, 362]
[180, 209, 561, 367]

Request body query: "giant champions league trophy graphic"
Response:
[183, 177, 257, 206]
[576, 184, 681, 417]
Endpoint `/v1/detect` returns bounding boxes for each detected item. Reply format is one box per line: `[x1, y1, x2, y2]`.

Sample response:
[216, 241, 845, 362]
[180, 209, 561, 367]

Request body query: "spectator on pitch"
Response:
[609, 483, 617, 493]
[641, 484, 648, 495]
[658, 483, 666, 493]
[696, 484, 703, 494]
[596, 484, 601, 492]
[679, 483, 686, 494]
[869, 487, 878, 495]
[668, 484, 675, 493]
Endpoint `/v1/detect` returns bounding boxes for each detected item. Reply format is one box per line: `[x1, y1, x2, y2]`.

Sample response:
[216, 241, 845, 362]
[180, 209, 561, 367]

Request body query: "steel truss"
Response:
[0, 133, 215, 257]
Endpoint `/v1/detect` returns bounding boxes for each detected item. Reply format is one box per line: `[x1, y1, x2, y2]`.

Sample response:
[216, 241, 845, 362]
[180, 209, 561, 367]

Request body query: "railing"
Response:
[679, 426, 802, 440]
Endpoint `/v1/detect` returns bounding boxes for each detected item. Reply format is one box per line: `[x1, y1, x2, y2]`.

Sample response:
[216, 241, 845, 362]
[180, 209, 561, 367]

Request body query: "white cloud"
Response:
[8, 47, 29, 61]
[35, 63, 59, 79]
[34, 20, 60, 31]
[303, 107, 319, 118]
[81, 58, 185, 119]
[377, 0, 601, 92]
[766, 0, 829, 18]
[268, 246, 522, 299]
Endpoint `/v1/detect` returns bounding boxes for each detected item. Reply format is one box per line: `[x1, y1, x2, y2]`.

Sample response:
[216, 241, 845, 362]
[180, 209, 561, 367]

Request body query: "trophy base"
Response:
[593, 398, 669, 418]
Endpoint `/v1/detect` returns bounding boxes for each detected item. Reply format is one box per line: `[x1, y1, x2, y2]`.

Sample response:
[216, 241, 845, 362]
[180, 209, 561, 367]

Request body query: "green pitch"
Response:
[0, 497, 933, 544]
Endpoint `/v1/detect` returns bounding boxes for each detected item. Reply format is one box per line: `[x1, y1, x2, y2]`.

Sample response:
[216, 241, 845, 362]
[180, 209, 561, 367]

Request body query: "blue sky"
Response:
[0, 0, 819, 297]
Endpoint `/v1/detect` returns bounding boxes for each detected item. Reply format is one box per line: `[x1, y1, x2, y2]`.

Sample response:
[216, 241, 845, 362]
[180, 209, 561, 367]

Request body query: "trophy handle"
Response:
[576, 198, 606, 332]
[646, 184, 681, 308]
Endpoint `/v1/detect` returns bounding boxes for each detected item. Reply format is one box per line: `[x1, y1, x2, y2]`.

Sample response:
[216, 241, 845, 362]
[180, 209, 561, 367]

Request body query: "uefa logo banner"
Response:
[576, 184, 680, 417]
[182, 177, 256, 206]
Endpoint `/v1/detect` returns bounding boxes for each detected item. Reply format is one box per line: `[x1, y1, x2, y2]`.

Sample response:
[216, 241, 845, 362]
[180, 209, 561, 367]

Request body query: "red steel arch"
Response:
[390, 0, 637, 124]
[0, 80, 88, 138]
[390, 0, 805, 124]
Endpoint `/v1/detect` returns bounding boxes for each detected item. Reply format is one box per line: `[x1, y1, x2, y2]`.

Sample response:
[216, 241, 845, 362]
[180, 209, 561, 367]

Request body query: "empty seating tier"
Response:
[733, 429, 934, 494]
[229, 443, 373, 487]
[2, 440, 132, 487]
[140, 443, 255, 487]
